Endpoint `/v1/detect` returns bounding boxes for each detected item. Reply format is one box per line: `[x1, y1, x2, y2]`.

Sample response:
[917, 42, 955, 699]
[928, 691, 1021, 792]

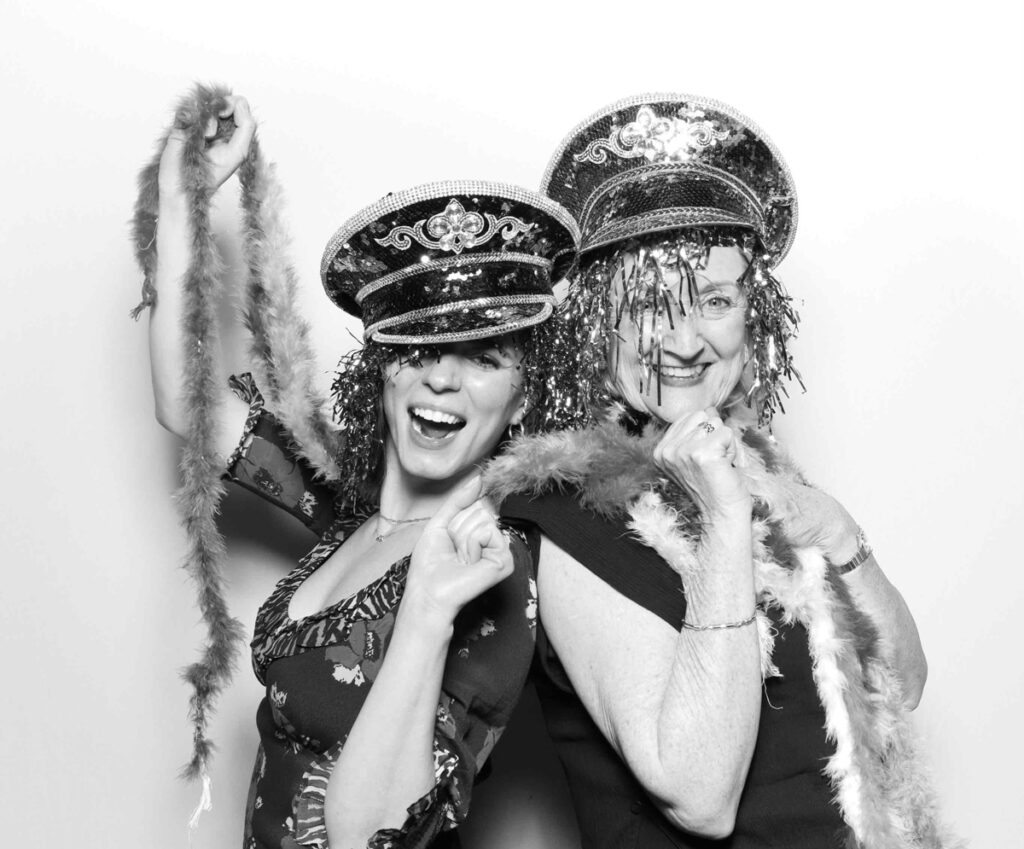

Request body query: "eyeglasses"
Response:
[633, 287, 745, 325]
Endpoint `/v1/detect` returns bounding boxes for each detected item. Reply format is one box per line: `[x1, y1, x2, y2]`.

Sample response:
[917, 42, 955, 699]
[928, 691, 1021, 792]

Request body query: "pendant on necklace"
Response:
[374, 512, 431, 544]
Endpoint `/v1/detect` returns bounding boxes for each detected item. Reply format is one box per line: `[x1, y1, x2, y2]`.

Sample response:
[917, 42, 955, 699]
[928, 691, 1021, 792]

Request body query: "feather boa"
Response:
[132, 85, 246, 791]
[131, 86, 339, 795]
[235, 142, 342, 480]
[484, 413, 961, 848]
[133, 86, 959, 846]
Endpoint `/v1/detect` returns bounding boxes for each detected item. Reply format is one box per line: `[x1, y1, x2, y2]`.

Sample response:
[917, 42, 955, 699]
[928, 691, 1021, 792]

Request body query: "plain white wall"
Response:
[2, 1, 1021, 846]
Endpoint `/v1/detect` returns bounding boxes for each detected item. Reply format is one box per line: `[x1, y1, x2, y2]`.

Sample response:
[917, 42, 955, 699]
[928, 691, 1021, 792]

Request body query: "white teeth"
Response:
[654, 364, 707, 378]
[411, 407, 465, 425]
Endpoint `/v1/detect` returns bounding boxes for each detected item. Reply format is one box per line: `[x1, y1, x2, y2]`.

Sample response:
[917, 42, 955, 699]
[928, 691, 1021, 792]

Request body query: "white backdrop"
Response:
[2, 1, 1021, 846]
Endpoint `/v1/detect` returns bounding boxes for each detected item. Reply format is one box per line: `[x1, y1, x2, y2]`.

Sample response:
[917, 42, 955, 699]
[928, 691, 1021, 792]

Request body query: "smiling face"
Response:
[380, 339, 527, 489]
[609, 242, 750, 423]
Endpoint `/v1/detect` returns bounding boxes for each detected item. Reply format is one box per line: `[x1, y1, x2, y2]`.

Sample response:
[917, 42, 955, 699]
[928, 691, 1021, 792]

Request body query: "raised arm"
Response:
[325, 477, 535, 847]
[539, 410, 762, 839]
[148, 95, 256, 456]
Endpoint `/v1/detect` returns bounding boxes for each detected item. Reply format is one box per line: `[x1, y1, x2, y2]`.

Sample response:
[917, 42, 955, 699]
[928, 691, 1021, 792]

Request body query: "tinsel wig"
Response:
[538, 93, 806, 426]
[550, 226, 803, 428]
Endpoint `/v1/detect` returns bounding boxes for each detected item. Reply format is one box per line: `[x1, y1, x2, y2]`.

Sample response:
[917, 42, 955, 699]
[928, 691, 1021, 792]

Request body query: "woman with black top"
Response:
[488, 94, 955, 848]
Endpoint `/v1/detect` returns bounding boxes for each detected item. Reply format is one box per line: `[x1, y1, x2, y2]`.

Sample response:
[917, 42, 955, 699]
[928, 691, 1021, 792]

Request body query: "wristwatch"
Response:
[832, 528, 872, 575]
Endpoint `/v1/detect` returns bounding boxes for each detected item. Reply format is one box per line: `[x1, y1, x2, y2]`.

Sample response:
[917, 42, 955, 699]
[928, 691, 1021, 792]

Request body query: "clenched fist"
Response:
[405, 475, 515, 627]
[653, 407, 752, 522]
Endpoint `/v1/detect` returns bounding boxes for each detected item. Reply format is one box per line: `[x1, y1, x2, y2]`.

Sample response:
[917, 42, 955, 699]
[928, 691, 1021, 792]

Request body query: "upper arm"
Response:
[537, 535, 680, 782]
[536, 533, 763, 836]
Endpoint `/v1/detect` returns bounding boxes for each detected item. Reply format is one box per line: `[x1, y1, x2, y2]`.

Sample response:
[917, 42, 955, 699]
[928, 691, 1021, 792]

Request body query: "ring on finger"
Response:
[700, 421, 716, 435]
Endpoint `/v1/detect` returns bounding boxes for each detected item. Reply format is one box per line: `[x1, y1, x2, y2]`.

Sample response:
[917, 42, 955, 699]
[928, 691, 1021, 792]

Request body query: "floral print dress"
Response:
[225, 376, 537, 849]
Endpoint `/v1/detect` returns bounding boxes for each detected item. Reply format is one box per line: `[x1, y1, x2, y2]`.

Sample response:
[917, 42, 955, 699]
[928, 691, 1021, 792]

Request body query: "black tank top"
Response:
[502, 488, 847, 849]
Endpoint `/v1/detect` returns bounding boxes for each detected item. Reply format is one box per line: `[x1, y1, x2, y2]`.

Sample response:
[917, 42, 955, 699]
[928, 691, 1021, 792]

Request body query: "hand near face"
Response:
[406, 475, 515, 626]
[653, 406, 752, 522]
[158, 95, 257, 195]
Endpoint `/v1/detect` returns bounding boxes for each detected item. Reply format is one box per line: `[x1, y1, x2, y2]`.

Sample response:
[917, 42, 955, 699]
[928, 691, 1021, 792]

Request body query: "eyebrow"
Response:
[693, 277, 743, 293]
[457, 341, 521, 359]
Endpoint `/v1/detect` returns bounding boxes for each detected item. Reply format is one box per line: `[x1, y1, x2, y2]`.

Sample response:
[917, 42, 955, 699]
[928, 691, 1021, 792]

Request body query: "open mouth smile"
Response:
[409, 406, 467, 441]
[649, 363, 710, 382]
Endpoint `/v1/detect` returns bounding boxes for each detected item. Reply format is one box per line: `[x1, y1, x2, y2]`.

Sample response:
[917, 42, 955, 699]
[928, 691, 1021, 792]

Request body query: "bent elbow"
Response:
[151, 374, 190, 439]
[901, 654, 928, 710]
[153, 406, 174, 434]
[153, 403, 187, 441]
[655, 781, 741, 839]
[661, 801, 738, 839]
[644, 753, 748, 838]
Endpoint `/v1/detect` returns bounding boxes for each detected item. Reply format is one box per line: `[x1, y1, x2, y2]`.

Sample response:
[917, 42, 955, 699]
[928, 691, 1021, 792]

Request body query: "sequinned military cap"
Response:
[321, 181, 580, 345]
[541, 93, 798, 267]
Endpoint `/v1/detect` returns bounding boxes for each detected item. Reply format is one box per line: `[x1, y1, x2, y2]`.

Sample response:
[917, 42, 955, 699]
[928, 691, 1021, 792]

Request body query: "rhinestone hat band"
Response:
[585, 208, 755, 254]
[366, 296, 555, 345]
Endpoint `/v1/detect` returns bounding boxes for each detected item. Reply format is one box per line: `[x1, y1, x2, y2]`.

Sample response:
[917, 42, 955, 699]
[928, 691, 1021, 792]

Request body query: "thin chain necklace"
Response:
[374, 511, 431, 543]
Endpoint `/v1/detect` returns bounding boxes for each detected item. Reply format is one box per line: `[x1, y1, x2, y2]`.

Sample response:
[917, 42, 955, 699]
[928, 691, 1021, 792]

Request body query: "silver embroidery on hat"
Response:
[374, 198, 533, 254]
[574, 104, 730, 166]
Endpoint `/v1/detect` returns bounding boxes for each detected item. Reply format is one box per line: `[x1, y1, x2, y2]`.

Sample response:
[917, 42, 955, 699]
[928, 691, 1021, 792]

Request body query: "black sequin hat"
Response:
[541, 93, 797, 267]
[321, 181, 580, 345]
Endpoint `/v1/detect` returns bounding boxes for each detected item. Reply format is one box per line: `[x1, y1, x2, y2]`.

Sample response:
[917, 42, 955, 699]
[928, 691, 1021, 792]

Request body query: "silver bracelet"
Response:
[681, 611, 758, 631]
[831, 528, 872, 575]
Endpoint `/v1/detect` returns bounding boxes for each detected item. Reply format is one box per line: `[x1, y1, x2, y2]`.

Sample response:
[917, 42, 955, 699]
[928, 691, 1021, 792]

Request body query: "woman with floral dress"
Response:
[139, 87, 577, 848]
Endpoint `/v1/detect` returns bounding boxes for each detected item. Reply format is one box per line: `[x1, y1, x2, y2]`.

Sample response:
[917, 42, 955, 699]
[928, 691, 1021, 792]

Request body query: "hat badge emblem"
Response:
[574, 104, 730, 166]
[375, 198, 533, 255]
